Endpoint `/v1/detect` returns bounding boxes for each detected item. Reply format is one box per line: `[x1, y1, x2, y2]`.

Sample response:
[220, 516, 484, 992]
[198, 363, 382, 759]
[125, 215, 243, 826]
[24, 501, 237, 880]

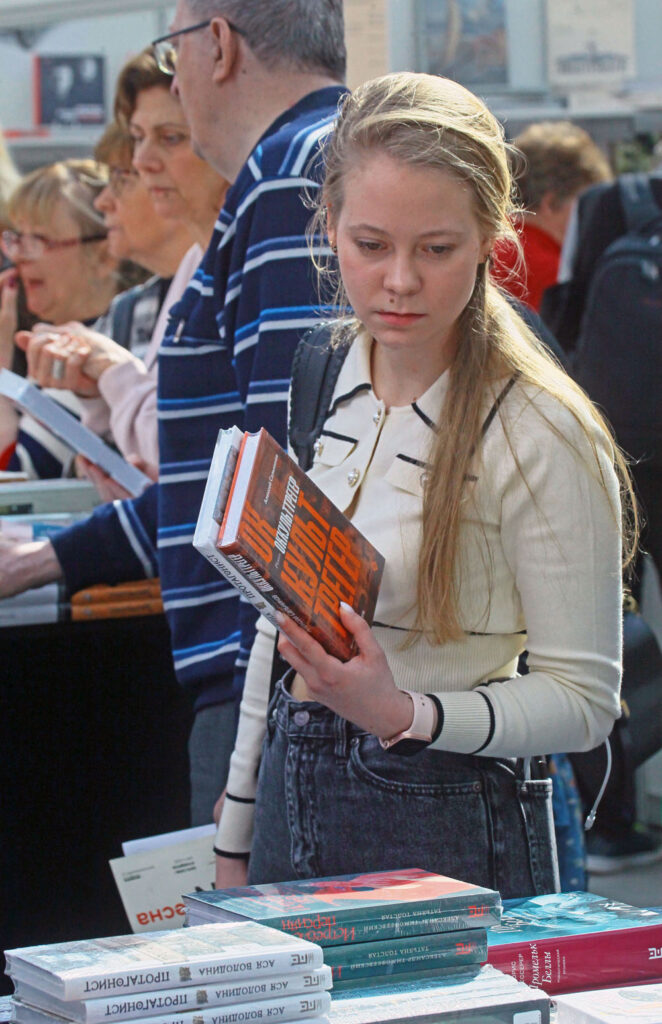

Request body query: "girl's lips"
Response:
[376, 311, 425, 326]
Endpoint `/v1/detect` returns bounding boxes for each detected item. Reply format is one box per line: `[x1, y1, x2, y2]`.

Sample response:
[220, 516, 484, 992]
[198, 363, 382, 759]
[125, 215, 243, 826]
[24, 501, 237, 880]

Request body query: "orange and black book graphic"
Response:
[215, 428, 384, 661]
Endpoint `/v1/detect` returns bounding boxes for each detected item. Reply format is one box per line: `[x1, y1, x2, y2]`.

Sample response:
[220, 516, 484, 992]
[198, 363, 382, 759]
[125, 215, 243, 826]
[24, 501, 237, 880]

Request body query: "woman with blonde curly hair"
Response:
[215, 72, 636, 898]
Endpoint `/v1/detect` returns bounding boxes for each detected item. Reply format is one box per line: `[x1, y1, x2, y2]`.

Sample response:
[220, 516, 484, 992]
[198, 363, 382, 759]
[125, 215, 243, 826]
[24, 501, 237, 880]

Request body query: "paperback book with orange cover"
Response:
[211, 428, 384, 661]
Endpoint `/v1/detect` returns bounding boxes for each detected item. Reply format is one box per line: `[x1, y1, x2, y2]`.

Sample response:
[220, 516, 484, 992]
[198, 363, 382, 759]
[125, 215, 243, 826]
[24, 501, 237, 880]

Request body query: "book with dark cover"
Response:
[199, 427, 384, 661]
[12, 968, 332, 1024]
[184, 867, 501, 944]
[327, 964, 550, 1023]
[324, 927, 487, 982]
[486, 890, 662, 994]
[4, 923, 323, 1000]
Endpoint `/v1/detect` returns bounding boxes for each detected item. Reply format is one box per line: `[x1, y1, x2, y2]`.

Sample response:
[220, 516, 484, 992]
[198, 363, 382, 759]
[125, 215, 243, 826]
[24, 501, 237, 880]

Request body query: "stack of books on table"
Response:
[183, 868, 550, 1022]
[5, 922, 331, 1024]
[0, 580, 164, 628]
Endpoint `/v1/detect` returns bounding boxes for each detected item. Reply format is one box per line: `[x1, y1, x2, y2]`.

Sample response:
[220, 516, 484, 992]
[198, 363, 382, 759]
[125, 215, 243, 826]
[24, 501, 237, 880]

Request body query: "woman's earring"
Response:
[330, 244, 338, 254]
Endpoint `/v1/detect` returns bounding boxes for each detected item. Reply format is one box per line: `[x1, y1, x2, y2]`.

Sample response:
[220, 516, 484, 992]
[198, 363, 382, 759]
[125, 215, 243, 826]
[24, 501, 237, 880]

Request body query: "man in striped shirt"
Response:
[0, 0, 347, 824]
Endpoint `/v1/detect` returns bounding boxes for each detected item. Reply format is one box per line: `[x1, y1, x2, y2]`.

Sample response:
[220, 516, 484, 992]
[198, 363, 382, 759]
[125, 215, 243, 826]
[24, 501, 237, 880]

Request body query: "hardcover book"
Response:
[327, 964, 550, 1023]
[183, 867, 501, 944]
[323, 927, 487, 982]
[13, 968, 332, 1024]
[0, 369, 151, 497]
[486, 891, 662, 993]
[194, 427, 384, 661]
[4, 922, 324, 1000]
[554, 981, 662, 1023]
[11, 991, 332, 1024]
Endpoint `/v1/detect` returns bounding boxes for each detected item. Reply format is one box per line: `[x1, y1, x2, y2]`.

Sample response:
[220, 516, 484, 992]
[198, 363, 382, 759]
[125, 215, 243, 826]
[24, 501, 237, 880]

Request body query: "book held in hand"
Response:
[0, 369, 151, 497]
[194, 427, 384, 661]
[486, 890, 662, 993]
[183, 867, 501, 943]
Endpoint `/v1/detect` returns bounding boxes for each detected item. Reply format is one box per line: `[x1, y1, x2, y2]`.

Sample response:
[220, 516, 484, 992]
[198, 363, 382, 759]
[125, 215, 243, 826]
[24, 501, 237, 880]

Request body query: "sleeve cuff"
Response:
[428, 688, 494, 754]
[215, 793, 255, 856]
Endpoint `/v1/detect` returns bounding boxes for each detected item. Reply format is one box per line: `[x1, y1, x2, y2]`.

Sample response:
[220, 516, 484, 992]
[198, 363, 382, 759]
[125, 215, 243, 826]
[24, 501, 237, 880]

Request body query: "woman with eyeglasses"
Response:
[16, 48, 228, 478]
[0, 159, 122, 476]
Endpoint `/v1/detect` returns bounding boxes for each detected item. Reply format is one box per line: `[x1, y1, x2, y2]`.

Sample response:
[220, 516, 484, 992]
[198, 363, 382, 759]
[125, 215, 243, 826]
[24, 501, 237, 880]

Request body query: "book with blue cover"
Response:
[324, 927, 486, 983]
[183, 868, 501, 945]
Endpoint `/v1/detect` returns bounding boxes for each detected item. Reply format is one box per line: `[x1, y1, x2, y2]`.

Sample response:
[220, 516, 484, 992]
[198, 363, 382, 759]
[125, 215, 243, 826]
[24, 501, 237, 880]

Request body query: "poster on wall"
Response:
[546, 0, 635, 89]
[420, 0, 507, 87]
[33, 54, 105, 126]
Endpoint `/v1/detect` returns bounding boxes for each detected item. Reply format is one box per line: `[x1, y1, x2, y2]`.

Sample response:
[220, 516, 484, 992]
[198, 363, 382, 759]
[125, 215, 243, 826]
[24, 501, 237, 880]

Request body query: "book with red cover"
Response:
[486, 891, 662, 994]
[213, 428, 384, 661]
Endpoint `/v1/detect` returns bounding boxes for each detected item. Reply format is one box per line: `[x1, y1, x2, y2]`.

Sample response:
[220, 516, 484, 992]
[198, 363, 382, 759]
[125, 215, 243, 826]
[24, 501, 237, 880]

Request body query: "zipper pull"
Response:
[172, 318, 186, 344]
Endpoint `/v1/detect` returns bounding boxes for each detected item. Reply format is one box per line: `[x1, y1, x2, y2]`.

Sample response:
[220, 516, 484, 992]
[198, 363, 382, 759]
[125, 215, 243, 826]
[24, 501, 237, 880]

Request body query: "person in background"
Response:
[0, 0, 348, 828]
[0, 160, 120, 476]
[214, 72, 635, 895]
[0, 127, 20, 235]
[491, 121, 611, 311]
[17, 48, 228, 471]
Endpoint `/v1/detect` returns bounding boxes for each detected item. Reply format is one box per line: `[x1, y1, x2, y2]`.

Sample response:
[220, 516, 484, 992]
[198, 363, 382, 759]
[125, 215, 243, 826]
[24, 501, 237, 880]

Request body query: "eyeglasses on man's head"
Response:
[151, 17, 245, 76]
[1, 230, 107, 262]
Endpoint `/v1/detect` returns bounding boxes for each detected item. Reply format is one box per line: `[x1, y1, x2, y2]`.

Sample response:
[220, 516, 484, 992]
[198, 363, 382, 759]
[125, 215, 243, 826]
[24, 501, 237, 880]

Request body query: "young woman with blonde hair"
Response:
[214, 72, 635, 897]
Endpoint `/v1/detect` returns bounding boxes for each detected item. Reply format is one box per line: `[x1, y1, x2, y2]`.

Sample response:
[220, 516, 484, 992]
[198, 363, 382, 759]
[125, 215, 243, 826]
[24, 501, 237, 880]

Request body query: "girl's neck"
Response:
[370, 336, 456, 408]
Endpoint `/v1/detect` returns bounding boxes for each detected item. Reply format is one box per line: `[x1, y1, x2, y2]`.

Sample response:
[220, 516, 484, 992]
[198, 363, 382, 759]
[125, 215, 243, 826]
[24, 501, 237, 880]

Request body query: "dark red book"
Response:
[207, 428, 384, 661]
[487, 891, 662, 994]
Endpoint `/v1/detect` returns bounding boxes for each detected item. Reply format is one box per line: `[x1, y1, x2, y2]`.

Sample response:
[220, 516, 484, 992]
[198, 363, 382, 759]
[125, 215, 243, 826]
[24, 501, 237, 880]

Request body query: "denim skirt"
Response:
[247, 679, 560, 898]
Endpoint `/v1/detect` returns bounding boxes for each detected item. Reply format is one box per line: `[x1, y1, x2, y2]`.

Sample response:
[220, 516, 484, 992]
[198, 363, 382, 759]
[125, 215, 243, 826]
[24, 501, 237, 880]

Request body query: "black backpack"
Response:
[571, 174, 662, 465]
[288, 322, 350, 470]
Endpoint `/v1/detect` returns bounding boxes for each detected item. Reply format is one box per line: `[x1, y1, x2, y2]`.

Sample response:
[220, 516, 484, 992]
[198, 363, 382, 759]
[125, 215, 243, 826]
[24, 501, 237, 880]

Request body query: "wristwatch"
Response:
[378, 690, 436, 753]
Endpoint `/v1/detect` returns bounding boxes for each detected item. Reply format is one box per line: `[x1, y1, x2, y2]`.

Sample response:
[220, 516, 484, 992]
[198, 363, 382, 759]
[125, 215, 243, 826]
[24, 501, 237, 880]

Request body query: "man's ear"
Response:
[209, 17, 241, 85]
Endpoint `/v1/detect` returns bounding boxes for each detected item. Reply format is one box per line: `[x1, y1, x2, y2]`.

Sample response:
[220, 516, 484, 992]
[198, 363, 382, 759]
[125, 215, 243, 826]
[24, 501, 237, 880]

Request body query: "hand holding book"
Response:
[276, 603, 420, 741]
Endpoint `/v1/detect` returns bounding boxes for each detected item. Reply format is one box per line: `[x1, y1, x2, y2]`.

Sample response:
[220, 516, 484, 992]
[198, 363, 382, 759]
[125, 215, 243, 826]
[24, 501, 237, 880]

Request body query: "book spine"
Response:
[487, 922, 662, 993]
[324, 928, 487, 982]
[194, 535, 282, 631]
[0, 602, 70, 627]
[71, 599, 164, 621]
[270, 899, 501, 946]
[84, 992, 331, 1024]
[82, 969, 332, 1023]
[71, 582, 162, 605]
[62, 947, 324, 999]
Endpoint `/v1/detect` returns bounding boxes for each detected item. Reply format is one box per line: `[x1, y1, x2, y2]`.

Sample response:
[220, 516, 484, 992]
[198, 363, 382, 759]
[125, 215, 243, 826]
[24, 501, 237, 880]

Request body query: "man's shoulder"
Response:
[241, 86, 347, 185]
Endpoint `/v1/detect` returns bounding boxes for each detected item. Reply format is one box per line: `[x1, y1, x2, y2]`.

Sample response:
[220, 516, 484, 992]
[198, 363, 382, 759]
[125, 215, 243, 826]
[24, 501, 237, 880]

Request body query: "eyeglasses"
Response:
[151, 17, 245, 76]
[1, 230, 107, 261]
[108, 166, 140, 198]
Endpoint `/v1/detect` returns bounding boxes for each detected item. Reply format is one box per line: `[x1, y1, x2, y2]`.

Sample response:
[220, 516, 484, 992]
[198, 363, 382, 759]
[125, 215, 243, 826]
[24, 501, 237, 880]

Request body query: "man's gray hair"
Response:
[186, 0, 346, 80]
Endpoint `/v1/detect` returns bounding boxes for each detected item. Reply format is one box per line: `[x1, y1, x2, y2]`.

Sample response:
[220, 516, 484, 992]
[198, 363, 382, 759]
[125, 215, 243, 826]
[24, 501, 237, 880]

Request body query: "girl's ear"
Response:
[326, 205, 337, 251]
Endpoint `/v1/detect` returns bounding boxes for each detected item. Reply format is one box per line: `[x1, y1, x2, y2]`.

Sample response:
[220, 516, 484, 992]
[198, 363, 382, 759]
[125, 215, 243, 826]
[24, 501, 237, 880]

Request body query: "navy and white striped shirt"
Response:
[53, 86, 347, 709]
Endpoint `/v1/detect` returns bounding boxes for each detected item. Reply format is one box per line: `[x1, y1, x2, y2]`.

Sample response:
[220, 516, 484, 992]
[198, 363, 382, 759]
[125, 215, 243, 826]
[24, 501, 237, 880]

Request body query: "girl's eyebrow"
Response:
[348, 221, 464, 239]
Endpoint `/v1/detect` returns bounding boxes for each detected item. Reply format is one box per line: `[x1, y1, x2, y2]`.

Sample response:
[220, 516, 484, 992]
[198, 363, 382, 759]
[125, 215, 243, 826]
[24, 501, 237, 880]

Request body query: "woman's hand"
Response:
[0, 268, 19, 370]
[15, 322, 140, 395]
[276, 603, 415, 740]
[215, 854, 248, 890]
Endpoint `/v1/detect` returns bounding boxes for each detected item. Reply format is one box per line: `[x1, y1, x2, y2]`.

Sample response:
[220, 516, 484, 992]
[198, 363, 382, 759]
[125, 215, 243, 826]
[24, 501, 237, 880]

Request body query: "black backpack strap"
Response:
[618, 173, 662, 234]
[288, 321, 352, 470]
